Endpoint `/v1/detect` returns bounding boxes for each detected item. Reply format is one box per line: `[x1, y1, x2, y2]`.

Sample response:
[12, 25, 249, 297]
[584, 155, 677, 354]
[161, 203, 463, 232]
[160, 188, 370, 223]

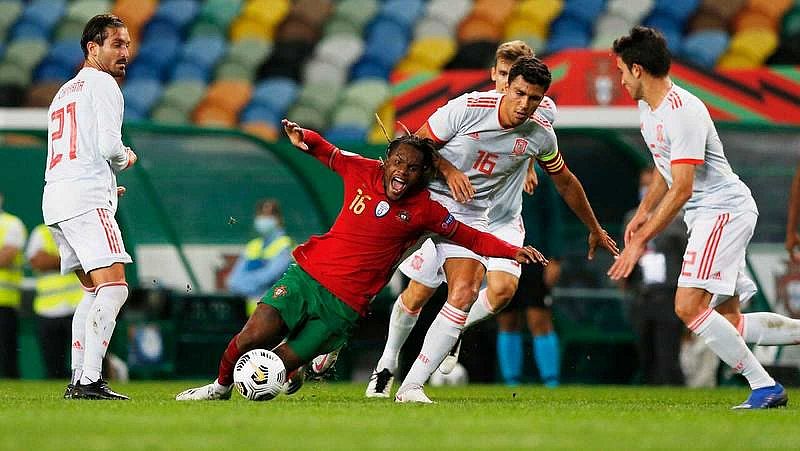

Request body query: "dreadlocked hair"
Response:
[385, 134, 439, 187]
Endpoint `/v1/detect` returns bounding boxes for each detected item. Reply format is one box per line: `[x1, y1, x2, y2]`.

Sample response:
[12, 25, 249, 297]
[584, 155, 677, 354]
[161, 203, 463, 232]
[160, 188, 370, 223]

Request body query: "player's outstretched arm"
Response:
[550, 167, 618, 259]
[282, 119, 342, 170]
[282, 119, 309, 151]
[445, 220, 547, 265]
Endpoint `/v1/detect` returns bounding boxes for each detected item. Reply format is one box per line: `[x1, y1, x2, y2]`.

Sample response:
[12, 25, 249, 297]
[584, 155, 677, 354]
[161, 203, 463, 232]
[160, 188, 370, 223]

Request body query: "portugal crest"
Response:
[272, 285, 288, 299]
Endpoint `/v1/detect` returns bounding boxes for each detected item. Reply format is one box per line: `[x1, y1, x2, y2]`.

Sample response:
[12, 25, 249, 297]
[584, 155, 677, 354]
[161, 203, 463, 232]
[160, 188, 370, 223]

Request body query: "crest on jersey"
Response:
[272, 285, 288, 299]
[375, 200, 390, 217]
[512, 138, 528, 156]
[411, 255, 424, 271]
[397, 210, 411, 223]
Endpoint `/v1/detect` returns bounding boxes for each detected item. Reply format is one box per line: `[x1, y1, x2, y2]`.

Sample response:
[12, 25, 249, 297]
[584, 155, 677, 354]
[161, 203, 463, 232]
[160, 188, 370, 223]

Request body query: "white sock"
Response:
[80, 282, 128, 384]
[740, 312, 800, 345]
[377, 295, 420, 373]
[400, 303, 466, 389]
[70, 287, 96, 385]
[690, 308, 774, 390]
[464, 288, 494, 329]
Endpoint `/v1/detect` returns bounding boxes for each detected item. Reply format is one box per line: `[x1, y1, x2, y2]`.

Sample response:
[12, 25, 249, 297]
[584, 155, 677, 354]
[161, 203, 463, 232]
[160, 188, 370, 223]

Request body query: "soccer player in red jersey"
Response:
[176, 120, 547, 400]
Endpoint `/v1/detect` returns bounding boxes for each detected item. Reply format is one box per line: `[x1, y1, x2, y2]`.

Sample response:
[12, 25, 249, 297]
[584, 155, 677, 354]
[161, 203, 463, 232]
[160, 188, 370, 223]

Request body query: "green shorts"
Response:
[259, 264, 359, 362]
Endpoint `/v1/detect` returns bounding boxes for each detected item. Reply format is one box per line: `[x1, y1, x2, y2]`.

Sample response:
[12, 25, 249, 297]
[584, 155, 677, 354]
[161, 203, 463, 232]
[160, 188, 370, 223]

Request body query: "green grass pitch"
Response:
[1, 381, 798, 450]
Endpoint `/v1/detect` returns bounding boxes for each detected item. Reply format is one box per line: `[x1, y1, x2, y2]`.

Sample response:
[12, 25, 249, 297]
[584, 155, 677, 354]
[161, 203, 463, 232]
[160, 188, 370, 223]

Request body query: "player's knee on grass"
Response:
[401, 280, 436, 311]
[237, 304, 287, 352]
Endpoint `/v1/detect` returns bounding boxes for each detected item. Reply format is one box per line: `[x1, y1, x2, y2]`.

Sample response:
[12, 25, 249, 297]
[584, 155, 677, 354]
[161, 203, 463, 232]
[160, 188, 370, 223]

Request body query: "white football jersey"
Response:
[426, 91, 560, 224]
[639, 83, 756, 215]
[42, 67, 131, 225]
[487, 96, 558, 228]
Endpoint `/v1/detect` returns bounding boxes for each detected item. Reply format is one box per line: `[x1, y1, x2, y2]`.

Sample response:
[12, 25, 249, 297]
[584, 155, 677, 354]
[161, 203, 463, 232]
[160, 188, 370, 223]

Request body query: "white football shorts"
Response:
[398, 238, 445, 288]
[49, 208, 132, 275]
[485, 215, 525, 277]
[678, 210, 757, 307]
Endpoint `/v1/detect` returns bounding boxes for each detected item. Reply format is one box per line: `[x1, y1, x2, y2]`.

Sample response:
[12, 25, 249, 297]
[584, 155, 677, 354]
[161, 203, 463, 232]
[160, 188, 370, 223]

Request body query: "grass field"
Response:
[1, 381, 798, 450]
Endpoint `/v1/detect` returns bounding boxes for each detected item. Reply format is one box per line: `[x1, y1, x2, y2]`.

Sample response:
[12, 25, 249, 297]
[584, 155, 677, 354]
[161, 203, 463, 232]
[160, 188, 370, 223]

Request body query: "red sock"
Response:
[217, 334, 241, 386]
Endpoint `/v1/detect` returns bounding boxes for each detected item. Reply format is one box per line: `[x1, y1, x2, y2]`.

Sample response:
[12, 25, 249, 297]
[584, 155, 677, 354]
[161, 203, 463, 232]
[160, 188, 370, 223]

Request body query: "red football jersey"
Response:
[293, 130, 519, 316]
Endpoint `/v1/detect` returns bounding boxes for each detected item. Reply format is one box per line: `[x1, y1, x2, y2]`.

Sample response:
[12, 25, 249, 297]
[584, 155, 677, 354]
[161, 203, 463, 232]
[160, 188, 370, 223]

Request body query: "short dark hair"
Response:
[507, 57, 552, 91]
[81, 14, 126, 58]
[386, 134, 438, 185]
[612, 26, 671, 77]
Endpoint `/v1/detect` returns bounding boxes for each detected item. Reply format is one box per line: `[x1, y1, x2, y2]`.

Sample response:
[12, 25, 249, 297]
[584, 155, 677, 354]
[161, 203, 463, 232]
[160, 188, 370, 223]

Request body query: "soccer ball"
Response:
[429, 362, 469, 387]
[233, 349, 286, 401]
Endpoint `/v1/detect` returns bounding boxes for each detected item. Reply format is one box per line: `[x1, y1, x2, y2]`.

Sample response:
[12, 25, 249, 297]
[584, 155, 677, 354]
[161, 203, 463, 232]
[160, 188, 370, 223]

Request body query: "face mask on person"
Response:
[254, 216, 278, 236]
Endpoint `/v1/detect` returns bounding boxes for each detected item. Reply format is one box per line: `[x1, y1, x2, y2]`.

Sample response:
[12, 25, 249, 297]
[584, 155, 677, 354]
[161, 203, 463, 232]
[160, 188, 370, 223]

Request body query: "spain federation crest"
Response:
[512, 138, 528, 156]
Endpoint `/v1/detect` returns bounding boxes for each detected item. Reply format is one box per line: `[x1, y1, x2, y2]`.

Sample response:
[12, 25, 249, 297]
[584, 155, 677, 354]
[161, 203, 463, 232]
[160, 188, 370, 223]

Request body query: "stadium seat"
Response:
[688, 8, 729, 32]
[135, 32, 182, 72]
[331, 0, 380, 32]
[349, 57, 391, 80]
[323, 18, 363, 37]
[124, 106, 148, 122]
[159, 80, 207, 113]
[215, 61, 256, 82]
[242, 0, 291, 30]
[331, 104, 373, 128]
[151, 104, 191, 124]
[257, 41, 313, 82]
[189, 19, 226, 40]
[607, 0, 653, 23]
[749, 0, 794, 22]
[303, 58, 348, 88]
[34, 59, 77, 83]
[113, 0, 158, 30]
[643, 15, 684, 52]
[342, 79, 390, 112]
[225, 39, 273, 71]
[286, 103, 328, 131]
[0, 62, 30, 86]
[376, 0, 425, 30]
[202, 80, 253, 117]
[324, 125, 368, 144]
[733, 8, 779, 33]
[170, 61, 212, 83]
[10, 21, 52, 41]
[275, 18, 320, 44]
[403, 37, 456, 70]
[295, 81, 341, 113]
[681, 30, 730, 69]
[720, 28, 779, 67]
[505, 17, 547, 42]
[45, 39, 83, 72]
[652, 0, 701, 22]
[240, 104, 282, 127]
[700, 0, 747, 23]
[66, 0, 111, 23]
[122, 78, 163, 116]
[181, 35, 227, 70]
[560, 0, 607, 26]
[314, 34, 364, 69]
[414, 16, 454, 39]
[458, 16, 503, 43]
[198, 0, 243, 30]
[516, 0, 564, 32]
[193, 103, 238, 127]
[229, 16, 273, 42]
[547, 14, 593, 53]
[251, 77, 299, 115]
[17, 0, 67, 32]
[784, 7, 800, 37]
[472, 0, 516, 28]
[3, 39, 48, 73]
[0, 2, 23, 39]
[151, 0, 200, 32]
[427, 0, 474, 30]
[291, 0, 334, 29]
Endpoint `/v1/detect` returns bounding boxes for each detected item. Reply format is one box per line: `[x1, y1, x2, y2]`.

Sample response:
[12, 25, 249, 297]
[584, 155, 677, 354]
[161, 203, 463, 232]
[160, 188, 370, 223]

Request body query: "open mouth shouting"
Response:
[388, 175, 408, 198]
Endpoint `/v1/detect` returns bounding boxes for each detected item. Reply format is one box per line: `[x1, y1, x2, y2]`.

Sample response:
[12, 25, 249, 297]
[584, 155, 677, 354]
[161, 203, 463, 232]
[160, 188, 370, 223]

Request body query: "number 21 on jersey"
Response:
[48, 101, 77, 170]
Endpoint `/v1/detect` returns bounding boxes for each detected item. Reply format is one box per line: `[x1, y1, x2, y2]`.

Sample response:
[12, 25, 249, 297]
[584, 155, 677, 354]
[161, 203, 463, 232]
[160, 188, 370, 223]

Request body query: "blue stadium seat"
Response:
[644, 15, 684, 52]
[11, 19, 57, 41]
[350, 56, 391, 81]
[122, 78, 163, 115]
[240, 104, 282, 127]
[547, 15, 593, 53]
[18, 0, 66, 32]
[324, 125, 368, 143]
[681, 30, 729, 69]
[124, 105, 148, 121]
[651, 0, 700, 23]
[375, 0, 425, 29]
[170, 60, 212, 83]
[180, 35, 227, 70]
[561, 0, 608, 26]
[136, 34, 182, 71]
[252, 77, 299, 116]
[362, 19, 410, 72]
[34, 59, 76, 83]
[47, 40, 84, 72]
[125, 60, 165, 82]
[142, 18, 183, 42]
[151, 0, 200, 32]
[366, 18, 411, 48]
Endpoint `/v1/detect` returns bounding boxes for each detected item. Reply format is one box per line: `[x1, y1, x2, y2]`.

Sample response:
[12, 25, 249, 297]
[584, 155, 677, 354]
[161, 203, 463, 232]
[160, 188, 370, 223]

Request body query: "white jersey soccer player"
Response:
[44, 14, 136, 400]
[610, 26, 795, 409]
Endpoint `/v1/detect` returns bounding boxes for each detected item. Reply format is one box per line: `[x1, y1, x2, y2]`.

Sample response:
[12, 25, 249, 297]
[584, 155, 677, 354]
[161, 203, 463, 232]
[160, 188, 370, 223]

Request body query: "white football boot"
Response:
[438, 336, 463, 375]
[365, 368, 394, 398]
[309, 348, 340, 380]
[394, 384, 434, 404]
[175, 380, 232, 401]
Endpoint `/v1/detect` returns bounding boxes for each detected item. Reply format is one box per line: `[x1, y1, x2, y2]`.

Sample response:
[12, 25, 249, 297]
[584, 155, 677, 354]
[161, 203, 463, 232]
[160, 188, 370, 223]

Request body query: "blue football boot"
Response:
[732, 383, 788, 410]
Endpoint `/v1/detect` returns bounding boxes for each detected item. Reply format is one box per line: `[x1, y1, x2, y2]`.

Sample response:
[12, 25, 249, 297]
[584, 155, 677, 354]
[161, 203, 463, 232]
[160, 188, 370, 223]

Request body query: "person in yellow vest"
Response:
[0, 192, 27, 378]
[26, 224, 84, 379]
[226, 199, 293, 315]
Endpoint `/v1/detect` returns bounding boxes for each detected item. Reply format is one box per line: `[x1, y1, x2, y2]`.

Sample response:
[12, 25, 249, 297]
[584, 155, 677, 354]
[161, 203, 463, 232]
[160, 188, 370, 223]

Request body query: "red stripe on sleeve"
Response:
[424, 121, 445, 145]
[671, 158, 703, 165]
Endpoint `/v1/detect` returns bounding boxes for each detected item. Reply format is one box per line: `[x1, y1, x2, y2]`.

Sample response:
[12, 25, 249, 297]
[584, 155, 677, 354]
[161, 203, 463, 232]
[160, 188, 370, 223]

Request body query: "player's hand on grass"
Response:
[786, 231, 800, 264]
[523, 162, 538, 195]
[607, 238, 645, 280]
[515, 245, 548, 265]
[587, 228, 619, 260]
[282, 119, 309, 151]
[116, 186, 126, 197]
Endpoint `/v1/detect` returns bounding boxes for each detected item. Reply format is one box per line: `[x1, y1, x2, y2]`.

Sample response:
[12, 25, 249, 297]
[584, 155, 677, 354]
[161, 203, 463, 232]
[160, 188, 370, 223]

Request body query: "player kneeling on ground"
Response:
[176, 120, 547, 401]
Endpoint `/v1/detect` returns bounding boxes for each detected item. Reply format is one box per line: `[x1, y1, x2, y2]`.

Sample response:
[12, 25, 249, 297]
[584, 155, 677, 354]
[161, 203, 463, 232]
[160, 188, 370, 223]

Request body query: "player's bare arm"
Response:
[0, 245, 19, 267]
[524, 159, 538, 194]
[550, 167, 619, 259]
[786, 162, 800, 263]
[609, 163, 693, 280]
[28, 250, 60, 271]
[415, 123, 475, 203]
[625, 169, 668, 245]
[441, 219, 547, 265]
